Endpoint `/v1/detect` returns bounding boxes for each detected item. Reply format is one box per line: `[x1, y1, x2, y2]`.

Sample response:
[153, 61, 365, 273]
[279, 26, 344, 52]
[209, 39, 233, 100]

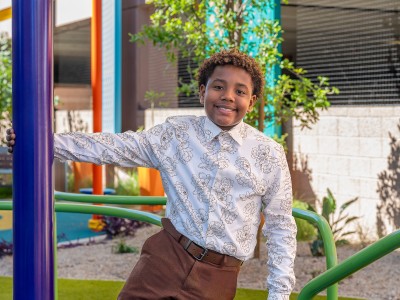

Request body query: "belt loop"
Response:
[183, 239, 192, 250]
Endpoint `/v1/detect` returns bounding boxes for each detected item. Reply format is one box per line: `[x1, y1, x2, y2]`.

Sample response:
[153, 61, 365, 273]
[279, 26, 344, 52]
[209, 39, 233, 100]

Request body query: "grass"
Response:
[0, 276, 365, 300]
[0, 277, 124, 300]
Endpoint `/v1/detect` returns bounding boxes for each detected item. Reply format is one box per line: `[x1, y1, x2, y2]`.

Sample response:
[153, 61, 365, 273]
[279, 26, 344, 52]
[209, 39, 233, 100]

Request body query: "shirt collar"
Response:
[203, 117, 244, 146]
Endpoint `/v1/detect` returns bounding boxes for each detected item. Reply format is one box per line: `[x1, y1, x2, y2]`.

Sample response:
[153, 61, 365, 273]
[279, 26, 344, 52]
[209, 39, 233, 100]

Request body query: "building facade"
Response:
[285, 1, 400, 239]
[51, 0, 400, 239]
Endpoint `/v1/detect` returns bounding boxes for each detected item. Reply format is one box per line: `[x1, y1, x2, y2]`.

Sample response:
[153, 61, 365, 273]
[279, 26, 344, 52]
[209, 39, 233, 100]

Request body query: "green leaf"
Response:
[339, 197, 359, 214]
[322, 190, 336, 220]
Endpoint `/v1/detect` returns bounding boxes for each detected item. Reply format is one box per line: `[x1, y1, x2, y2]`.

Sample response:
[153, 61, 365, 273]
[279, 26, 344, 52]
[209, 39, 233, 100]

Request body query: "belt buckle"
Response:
[184, 240, 208, 261]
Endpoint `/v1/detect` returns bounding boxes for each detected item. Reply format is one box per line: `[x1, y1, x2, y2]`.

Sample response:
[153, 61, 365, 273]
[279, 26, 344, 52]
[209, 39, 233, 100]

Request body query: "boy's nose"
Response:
[221, 90, 235, 101]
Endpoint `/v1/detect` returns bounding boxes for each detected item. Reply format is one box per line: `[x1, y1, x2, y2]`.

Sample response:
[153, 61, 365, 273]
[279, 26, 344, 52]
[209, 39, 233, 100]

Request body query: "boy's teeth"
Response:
[219, 107, 233, 111]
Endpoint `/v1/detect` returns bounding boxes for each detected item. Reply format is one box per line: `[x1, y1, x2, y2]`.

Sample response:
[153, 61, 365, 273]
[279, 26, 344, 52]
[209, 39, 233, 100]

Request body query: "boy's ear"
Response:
[199, 84, 206, 105]
[247, 95, 257, 112]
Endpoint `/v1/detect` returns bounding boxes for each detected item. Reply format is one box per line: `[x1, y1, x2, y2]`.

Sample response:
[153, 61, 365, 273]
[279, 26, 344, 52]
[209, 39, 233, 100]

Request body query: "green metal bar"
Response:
[0, 201, 162, 226]
[292, 208, 338, 300]
[298, 229, 400, 300]
[54, 191, 167, 205]
[53, 211, 58, 300]
[55, 203, 162, 226]
[0, 201, 12, 210]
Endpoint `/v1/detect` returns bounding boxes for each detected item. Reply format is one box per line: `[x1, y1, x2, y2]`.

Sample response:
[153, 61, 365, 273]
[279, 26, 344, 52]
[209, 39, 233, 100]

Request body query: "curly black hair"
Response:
[197, 49, 265, 100]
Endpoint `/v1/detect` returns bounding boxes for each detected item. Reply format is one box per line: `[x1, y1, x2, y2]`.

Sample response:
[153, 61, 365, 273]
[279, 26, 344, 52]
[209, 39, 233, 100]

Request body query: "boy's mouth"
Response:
[215, 105, 237, 112]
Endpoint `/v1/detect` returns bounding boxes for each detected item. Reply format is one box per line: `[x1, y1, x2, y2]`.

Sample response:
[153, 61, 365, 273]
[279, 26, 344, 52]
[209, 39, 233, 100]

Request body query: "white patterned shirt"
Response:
[54, 115, 296, 299]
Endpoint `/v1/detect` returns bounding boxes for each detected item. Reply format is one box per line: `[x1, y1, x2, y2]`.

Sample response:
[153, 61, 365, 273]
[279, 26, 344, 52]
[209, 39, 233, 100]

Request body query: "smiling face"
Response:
[199, 65, 257, 131]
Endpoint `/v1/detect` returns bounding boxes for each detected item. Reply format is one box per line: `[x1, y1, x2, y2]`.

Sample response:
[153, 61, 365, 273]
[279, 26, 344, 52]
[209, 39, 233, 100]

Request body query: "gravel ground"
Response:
[1, 224, 399, 299]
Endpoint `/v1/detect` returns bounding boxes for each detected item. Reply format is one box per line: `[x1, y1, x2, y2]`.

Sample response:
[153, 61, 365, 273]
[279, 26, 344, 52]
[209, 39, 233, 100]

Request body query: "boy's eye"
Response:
[213, 85, 223, 90]
[237, 89, 246, 95]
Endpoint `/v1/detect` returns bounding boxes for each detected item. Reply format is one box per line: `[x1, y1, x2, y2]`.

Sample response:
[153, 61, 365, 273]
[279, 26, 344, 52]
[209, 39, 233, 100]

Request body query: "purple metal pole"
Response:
[12, 0, 54, 299]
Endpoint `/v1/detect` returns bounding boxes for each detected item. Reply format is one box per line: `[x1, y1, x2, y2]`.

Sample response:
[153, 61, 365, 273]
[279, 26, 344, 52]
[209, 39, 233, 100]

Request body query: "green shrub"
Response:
[293, 200, 317, 241]
[0, 186, 12, 199]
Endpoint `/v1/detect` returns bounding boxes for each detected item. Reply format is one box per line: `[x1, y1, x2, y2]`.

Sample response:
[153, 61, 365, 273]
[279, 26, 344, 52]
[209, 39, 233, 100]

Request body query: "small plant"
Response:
[113, 239, 138, 254]
[293, 199, 317, 241]
[310, 189, 360, 256]
[0, 238, 13, 257]
[144, 90, 166, 127]
[102, 216, 148, 238]
[144, 90, 165, 105]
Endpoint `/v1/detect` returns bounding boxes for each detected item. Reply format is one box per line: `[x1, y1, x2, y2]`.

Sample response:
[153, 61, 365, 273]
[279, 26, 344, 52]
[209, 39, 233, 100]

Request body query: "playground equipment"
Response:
[137, 167, 165, 212]
[2, 192, 400, 299]
[9, 1, 400, 299]
[12, 1, 54, 299]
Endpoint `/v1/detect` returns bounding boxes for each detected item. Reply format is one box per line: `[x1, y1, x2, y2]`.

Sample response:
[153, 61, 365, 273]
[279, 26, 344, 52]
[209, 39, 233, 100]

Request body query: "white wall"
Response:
[55, 0, 91, 27]
[144, 108, 205, 129]
[55, 110, 92, 133]
[290, 105, 400, 240]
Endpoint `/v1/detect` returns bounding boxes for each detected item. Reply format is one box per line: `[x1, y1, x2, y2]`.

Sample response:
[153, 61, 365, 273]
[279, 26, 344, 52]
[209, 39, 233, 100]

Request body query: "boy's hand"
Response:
[6, 128, 15, 153]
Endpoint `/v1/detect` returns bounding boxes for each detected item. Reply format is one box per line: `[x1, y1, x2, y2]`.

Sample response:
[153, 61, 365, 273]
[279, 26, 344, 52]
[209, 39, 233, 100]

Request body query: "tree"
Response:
[130, 0, 338, 134]
[0, 33, 12, 138]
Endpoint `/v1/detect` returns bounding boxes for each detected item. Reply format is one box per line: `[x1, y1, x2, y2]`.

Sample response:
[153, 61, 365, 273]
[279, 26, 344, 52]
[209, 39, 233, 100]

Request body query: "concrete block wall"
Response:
[145, 108, 205, 128]
[290, 105, 400, 240]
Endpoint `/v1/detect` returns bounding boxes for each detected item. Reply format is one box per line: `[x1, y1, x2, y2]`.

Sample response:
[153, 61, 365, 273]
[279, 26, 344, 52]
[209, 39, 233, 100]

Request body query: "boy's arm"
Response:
[54, 130, 159, 168]
[262, 146, 297, 300]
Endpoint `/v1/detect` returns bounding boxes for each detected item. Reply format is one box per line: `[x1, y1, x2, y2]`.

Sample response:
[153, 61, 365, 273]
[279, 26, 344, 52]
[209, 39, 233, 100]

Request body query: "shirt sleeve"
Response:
[261, 145, 297, 300]
[53, 128, 163, 168]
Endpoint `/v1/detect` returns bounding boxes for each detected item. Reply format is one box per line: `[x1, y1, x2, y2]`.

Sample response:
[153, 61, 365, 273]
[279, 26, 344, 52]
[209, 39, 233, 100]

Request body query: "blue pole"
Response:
[263, 0, 282, 137]
[12, 0, 54, 299]
[114, 0, 122, 133]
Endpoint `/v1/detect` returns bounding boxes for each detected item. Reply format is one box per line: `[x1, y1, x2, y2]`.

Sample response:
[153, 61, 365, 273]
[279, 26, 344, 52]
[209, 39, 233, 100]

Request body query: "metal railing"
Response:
[297, 229, 400, 299]
[54, 192, 339, 299]
[2, 192, 399, 299]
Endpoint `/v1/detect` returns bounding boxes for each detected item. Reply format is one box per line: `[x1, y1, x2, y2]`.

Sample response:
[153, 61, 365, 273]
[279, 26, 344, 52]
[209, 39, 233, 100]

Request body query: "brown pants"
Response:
[118, 228, 240, 300]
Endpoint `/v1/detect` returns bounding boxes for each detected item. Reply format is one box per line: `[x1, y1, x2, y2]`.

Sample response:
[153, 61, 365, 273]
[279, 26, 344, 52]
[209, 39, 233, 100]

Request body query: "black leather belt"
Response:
[161, 218, 243, 267]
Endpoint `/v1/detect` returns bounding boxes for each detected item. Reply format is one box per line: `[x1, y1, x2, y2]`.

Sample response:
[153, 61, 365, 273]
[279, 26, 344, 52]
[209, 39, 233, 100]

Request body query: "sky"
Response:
[0, 0, 92, 36]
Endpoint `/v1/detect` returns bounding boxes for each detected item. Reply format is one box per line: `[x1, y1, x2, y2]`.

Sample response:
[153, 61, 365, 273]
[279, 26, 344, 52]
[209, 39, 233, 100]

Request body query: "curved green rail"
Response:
[57, 203, 162, 226]
[292, 208, 338, 300]
[54, 191, 167, 205]
[0, 201, 162, 226]
[298, 228, 400, 300]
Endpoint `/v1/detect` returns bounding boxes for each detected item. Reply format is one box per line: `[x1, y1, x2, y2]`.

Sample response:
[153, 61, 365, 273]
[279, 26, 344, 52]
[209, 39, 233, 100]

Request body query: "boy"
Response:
[7, 49, 296, 299]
